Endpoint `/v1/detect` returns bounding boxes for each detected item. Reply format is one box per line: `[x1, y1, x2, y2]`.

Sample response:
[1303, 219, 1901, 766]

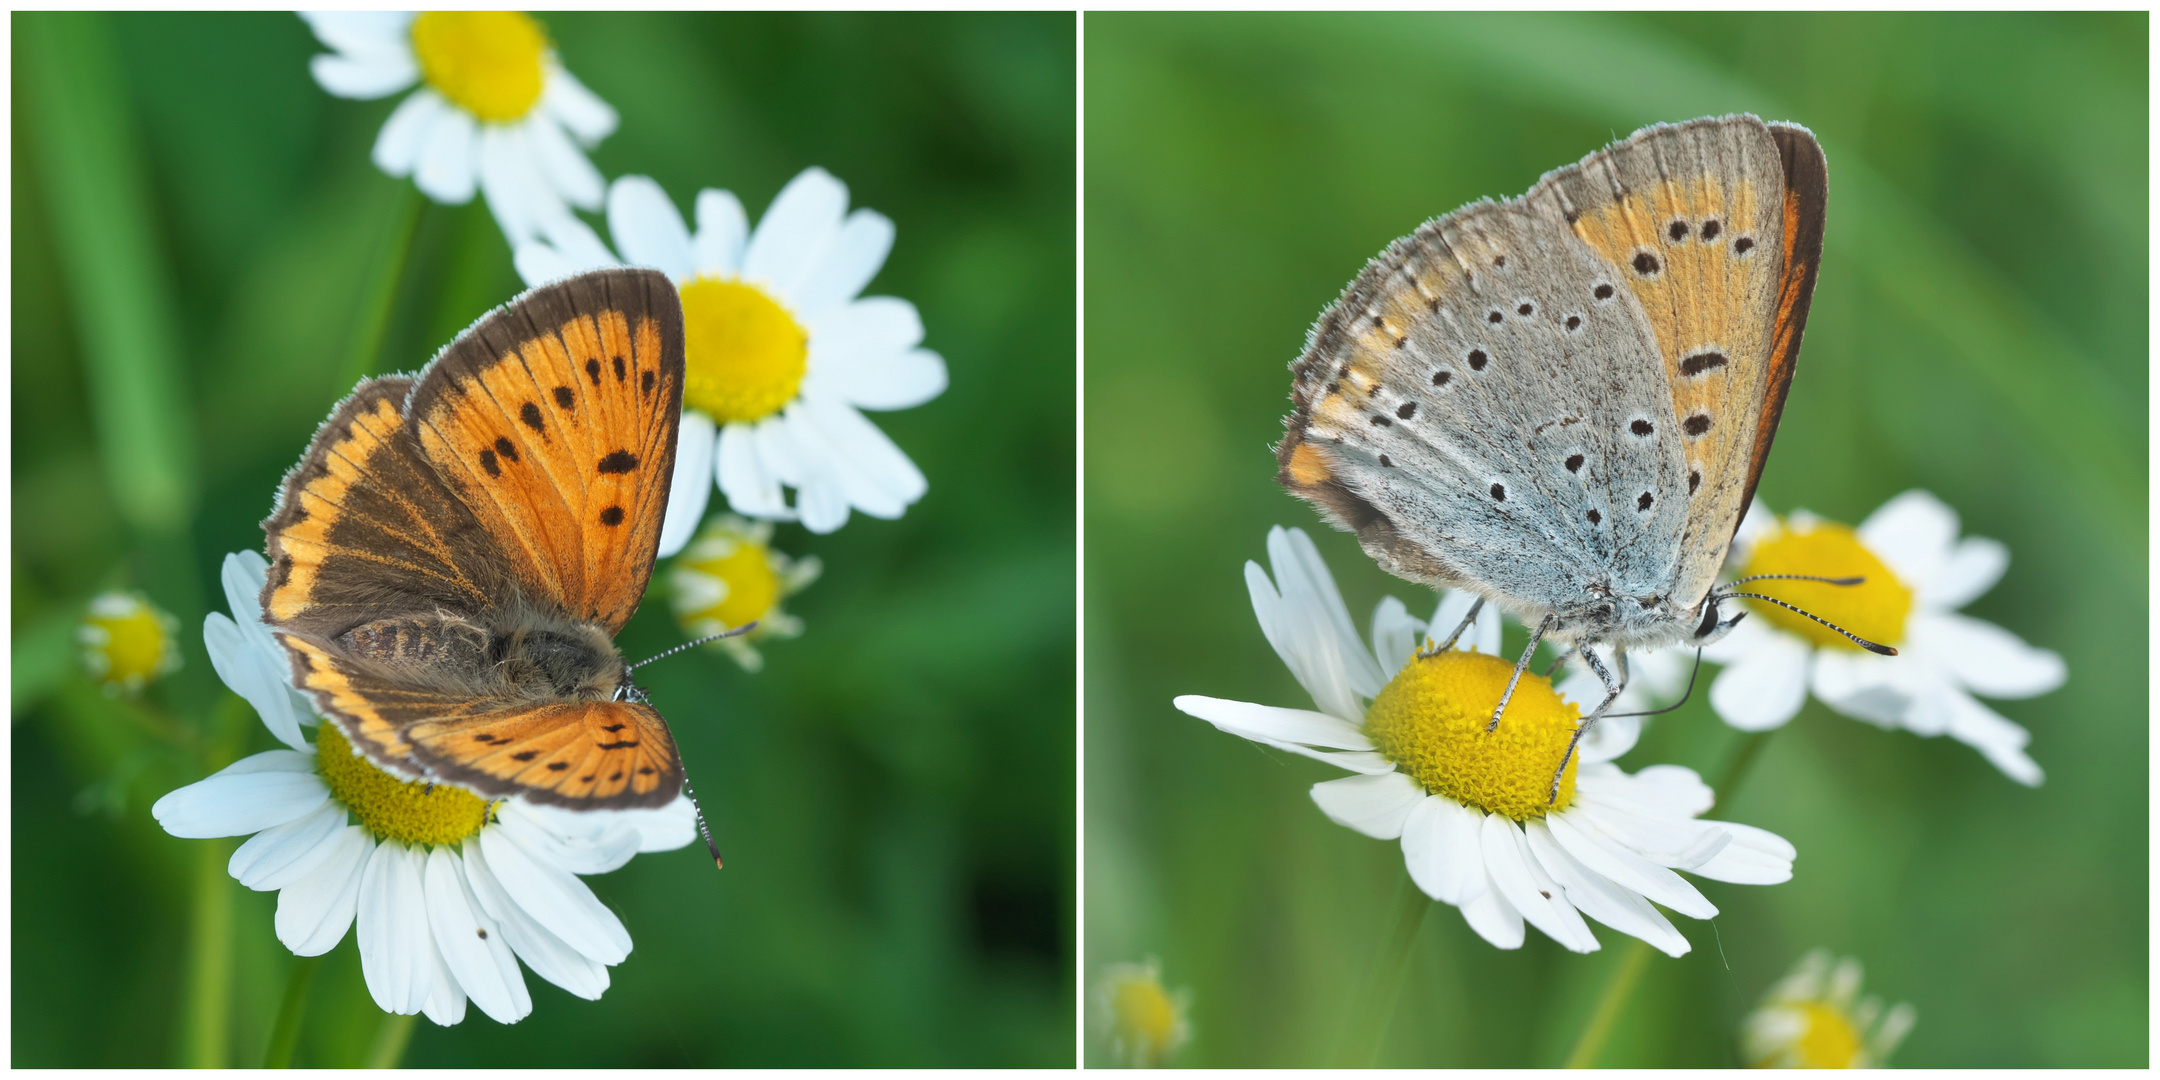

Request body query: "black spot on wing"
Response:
[554, 385, 575, 410]
[599, 506, 625, 526]
[597, 450, 638, 474]
[520, 402, 545, 433]
[493, 437, 519, 462]
[479, 449, 501, 477]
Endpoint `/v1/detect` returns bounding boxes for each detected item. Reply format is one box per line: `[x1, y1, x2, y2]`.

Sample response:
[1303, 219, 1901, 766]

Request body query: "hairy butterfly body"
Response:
[263, 267, 690, 809]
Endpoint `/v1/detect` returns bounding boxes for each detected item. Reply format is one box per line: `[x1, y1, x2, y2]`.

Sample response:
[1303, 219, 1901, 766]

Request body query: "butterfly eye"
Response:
[1695, 597, 1724, 637]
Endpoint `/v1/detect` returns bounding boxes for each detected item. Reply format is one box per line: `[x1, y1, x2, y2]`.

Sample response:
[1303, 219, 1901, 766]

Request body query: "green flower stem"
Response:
[341, 185, 428, 391]
[261, 953, 326, 1068]
[1332, 871, 1431, 1066]
[1562, 728, 1782, 1067]
[1562, 939, 1655, 1068]
[366, 1012, 419, 1069]
[180, 837, 235, 1068]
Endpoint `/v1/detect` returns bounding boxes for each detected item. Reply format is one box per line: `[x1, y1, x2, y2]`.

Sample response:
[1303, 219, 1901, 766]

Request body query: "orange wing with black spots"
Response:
[407, 269, 685, 634]
[280, 631, 682, 807]
[404, 699, 683, 807]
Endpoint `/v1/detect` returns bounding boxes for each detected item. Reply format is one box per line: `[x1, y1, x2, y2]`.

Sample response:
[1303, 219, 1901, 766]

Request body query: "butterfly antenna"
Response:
[626, 623, 758, 672]
[1723, 573, 1866, 588]
[1716, 592, 1898, 655]
[680, 768, 724, 870]
[1604, 648, 1704, 719]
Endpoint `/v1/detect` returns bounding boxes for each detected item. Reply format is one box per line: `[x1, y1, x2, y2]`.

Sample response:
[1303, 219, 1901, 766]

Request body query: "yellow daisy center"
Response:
[1108, 973, 1178, 1065]
[410, 11, 548, 124]
[316, 723, 492, 847]
[678, 534, 780, 631]
[1364, 650, 1581, 820]
[679, 276, 809, 424]
[1738, 519, 1913, 650]
[1785, 1002, 1863, 1068]
[79, 591, 178, 693]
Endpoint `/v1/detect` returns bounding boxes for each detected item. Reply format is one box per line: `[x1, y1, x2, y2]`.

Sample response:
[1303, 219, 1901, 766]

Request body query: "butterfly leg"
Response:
[1486, 611, 1554, 733]
[1418, 597, 1485, 659]
[1548, 643, 1630, 804]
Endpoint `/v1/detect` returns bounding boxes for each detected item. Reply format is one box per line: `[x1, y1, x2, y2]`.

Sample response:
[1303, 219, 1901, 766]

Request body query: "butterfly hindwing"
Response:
[403, 699, 685, 808]
[408, 268, 686, 634]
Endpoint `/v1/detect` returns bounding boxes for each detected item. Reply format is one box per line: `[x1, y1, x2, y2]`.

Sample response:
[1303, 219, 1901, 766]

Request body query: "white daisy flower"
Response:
[514, 170, 947, 543]
[1093, 957, 1191, 1068]
[151, 552, 694, 1025]
[78, 590, 182, 696]
[1741, 948, 1915, 1068]
[668, 514, 821, 672]
[1700, 490, 2064, 786]
[300, 11, 618, 245]
[1174, 527, 1795, 957]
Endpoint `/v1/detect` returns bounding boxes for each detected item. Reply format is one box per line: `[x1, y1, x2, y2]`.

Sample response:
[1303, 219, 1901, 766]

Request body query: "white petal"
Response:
[275, 826, 370, 955]
[1728, 499, 1777, 564]
[792, 396, 926, 518]
[1526, 820, 1690, 956]
[1939, 688, 2045, 785]
[607, 175, 697, 280]
[716, 420, 792, 520]
[1907, 612, 2065, 700]
[300, 11, 414, 57]
[476, 125, 555, 247]
[1273, 527, 1385, 695]
[424, 848, 531, 1024]
[1247, 529, 1382, 722]
[1688, 821, 1796, 884]
[205, 614, 307, 751]
[358, 842, 434, 1014]
[477, 825, 631, 965]
[541, 65, 617, 145]
[495, 801, 643, 876]
[693, 189, 749, 276]
[1857, 490, 1959, 589]
[310, 52, 416, 99]
[152, 753, 329, 838]
[808, 341, 947, 414]
[1918, 535, 2008, 611]
[419, 939, 467, 1026]
[615, 797, 697, 853]
[1481, 814, 1598, 953]
[1706, 624, 1811, 731]
[1586, 762, 1715, 819]
[655, 411, 717, 558]
[789, 209, 894, 318]
[1174, 696, 1394, 774]
[1173, 696, 1371, 750]
[230, 801, 348, 891]
[413, 106, 478, 204]
[1455, 858, 1525, 949]
[744, 168, 849, 301]
[522, 114, 603, 211]
[1400, 796, 1485, 904]
[1576, 713, 1642, 766]
[1811, 650, 1918, 728]
[515, 242, 579, 289]
[532, 213, 623, 276]
[1309, 772, 1425, 839]
[373, 90, 446, 178]
[1545, 808, 1716, 919]
[1369, 596, 1424, 680]
[462, 838, 611, 999]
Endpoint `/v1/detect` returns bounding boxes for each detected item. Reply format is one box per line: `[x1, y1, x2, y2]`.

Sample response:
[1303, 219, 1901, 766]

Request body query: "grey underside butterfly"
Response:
[1277, 114, 1828, 657]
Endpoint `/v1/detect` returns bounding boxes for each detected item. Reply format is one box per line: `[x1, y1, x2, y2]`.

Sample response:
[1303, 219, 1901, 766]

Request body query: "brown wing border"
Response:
[1733, 122, 1829, 542]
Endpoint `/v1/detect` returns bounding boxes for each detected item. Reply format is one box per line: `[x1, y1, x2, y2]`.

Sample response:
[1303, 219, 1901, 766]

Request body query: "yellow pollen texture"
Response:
[1786, 1003, 1863, 1068]
[680, 539, 779, 629]
[1109, 977, 1177, 1064]
[81, 594, 174, 688]
[678, 277, 809, 424]
[1739, 520, 1912, 650]
[1364, 650, 1581, 819]
[316, 723, 490, 847]
[410, 11, 547, 123]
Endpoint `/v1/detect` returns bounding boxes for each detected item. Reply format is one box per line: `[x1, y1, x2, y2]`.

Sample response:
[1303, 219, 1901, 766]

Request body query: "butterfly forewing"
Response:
[1278, 115, 1826, 644]
[408, 269, 686, 634]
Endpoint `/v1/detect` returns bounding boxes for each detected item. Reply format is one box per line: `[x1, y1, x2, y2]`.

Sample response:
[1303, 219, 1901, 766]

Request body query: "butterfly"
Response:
[1275, 115, 1864, 780]
[262, 267, 696, 814]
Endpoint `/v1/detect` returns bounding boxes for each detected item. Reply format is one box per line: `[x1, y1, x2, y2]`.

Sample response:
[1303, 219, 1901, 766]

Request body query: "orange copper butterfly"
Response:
[1274, 115, 1873, 791]
[263, 268, 698, 815]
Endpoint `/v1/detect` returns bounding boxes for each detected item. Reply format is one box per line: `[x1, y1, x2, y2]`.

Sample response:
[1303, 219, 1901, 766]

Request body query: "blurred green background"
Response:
[13, 11, 1073, 1067]
[1086, 12, 2143, 1069]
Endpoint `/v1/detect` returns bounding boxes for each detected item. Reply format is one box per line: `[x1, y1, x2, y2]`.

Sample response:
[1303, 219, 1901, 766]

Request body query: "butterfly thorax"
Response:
[335, 612, 625, 702]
